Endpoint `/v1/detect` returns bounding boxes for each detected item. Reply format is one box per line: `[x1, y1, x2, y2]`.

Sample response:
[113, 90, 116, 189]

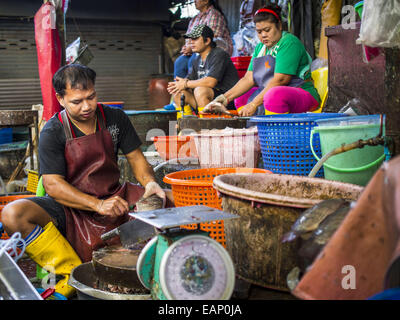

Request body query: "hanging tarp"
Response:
[290, 0, 314, 58]
[358, 0, 400, 48]
[34, 2, 63, 121]
[318, 0, 342, 59]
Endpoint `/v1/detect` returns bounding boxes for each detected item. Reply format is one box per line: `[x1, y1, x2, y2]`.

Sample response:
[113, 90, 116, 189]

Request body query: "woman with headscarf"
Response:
[201, 4, 321, 117]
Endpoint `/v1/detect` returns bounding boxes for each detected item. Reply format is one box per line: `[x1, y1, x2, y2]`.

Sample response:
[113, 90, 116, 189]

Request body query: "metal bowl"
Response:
[68, 262, 151, 300]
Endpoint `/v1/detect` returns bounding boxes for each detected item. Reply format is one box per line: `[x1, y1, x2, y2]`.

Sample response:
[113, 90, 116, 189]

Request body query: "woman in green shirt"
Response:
[201, 4, 321, 116]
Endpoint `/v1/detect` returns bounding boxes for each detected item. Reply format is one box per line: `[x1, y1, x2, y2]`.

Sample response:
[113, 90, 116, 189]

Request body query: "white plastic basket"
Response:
[191, 127, 260, 168]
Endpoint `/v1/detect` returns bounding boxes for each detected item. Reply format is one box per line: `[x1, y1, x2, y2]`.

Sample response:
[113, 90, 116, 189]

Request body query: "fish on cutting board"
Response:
[282, 199, 349, 243]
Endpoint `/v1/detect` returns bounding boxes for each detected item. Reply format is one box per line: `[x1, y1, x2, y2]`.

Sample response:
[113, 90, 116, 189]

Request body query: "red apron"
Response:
[58, 104, 144, 262]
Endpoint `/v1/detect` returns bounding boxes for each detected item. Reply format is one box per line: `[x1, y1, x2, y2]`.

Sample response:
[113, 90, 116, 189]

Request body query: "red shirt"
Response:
[187, 6, 233, 56]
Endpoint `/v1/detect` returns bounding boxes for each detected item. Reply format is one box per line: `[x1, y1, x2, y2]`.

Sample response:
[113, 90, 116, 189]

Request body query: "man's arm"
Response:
[42, 174, 129, 217]
[125, 148, 166, 200]
[125, 148, 157, 188]
[167, 76, 218, 96]
[186, 76, 218, 89]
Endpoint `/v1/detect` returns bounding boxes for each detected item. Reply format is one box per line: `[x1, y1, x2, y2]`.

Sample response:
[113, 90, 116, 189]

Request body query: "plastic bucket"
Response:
[310, 115, 385, 186]
[354, 1, 364, 19]
[0, 194, 34, 239]
[100, 101, 124, 109]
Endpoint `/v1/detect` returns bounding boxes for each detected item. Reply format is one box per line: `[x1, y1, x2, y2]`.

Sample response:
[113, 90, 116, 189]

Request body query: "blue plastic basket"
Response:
[0, 128, 12, 145]
[249, 113, 346, 176]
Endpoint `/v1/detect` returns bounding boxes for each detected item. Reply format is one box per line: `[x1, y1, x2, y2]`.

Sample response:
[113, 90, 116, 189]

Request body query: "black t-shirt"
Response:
[38, 105, 142, 176]
[188, 47, 239, 93]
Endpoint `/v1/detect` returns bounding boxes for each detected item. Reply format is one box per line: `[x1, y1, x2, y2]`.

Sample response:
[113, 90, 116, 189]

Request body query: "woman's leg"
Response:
[263, 86, 320, 114]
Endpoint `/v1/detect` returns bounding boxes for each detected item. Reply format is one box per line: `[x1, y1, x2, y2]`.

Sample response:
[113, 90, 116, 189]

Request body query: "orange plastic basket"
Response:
[0, 194, 33, 239]
[163, 168, 271, 247]
[199, 110, 238, 119]
[151, 136, 198, 160]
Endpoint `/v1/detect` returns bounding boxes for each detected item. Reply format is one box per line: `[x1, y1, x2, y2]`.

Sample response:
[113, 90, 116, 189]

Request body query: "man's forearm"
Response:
[43, 175, 101, 212]
[186, 77, 217, 89]
[126, 148, 157, 188]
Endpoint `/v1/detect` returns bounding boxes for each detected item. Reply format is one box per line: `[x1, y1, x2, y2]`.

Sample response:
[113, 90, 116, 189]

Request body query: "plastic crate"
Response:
[237, 69, 247, 78]
[199, 109, 238, 119]
[0, 128, 12, 145]
[191, 127, 261, 168]
[151, 136, 198, 160]
[100, 101, 124, 109]
[0, 194, 33, 239]
[26, 170, 39, 194]
[231, 56, 252, 68]
[231, 56, 251, 79]
[249, 113, 346, 177]
[163, 168, 270, 247]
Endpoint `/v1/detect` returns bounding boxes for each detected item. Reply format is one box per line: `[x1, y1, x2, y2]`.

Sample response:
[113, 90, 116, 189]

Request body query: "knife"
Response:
[100, 218, 157, 248]
[100, 195, 164, 248]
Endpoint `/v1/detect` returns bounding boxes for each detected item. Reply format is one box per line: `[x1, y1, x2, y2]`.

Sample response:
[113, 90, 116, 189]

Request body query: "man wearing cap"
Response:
[167, 24, 239, 113]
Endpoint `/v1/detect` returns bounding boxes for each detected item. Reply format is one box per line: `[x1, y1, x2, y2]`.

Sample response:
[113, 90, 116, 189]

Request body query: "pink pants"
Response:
[263, 86, 319, 113]
[234, 87, 259, 109]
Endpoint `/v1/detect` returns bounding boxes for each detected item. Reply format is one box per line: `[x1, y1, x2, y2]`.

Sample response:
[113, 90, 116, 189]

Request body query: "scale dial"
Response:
[159, 235, 235, 300]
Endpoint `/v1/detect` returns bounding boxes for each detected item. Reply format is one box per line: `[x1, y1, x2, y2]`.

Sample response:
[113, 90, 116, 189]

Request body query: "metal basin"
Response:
[92, 246, 143, 289]
[68, 262, 150, 300]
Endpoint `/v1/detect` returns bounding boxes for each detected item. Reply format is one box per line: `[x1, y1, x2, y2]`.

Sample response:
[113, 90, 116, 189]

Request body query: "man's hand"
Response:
[143, 181, 166, 207]
[96, 196, 129, 217]
[200, 94, 229, 114]
[167, 76, 187, 95]
[181, 45, 192, 56]
[200, 102, 230, 115]
[238, 102, 258, 117]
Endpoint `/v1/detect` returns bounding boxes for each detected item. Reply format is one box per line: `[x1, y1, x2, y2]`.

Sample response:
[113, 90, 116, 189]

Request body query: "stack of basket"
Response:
[231, 56, 252, 79]
[162, 125, 267, 247]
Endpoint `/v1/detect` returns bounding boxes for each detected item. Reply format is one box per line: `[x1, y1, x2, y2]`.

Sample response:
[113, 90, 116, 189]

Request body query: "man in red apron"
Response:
[1, 64, 168, 298]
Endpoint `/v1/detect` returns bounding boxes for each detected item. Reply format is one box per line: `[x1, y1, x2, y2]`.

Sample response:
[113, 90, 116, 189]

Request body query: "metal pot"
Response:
[68, 262, 150, 300]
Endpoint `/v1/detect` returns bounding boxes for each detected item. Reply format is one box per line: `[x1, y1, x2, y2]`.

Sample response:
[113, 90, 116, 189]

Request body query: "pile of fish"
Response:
[282, 199, 353, 290]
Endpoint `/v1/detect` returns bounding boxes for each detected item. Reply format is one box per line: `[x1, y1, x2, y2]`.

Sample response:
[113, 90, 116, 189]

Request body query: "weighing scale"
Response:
[131, 205, 239, 300]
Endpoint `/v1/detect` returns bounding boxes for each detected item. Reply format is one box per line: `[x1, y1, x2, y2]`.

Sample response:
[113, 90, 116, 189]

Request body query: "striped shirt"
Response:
[187, 6, 233, 56]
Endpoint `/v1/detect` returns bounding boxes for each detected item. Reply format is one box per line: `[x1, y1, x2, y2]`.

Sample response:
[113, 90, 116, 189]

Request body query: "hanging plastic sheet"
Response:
[318, 0, 343, 59]
[293, 155, 400, 300]
[357, 0, 400, 48]
[34, 2, 62, 121]
[232, 0, 261, 56]
[232, 23, 260, 57]
[290, 0, 315, 58]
